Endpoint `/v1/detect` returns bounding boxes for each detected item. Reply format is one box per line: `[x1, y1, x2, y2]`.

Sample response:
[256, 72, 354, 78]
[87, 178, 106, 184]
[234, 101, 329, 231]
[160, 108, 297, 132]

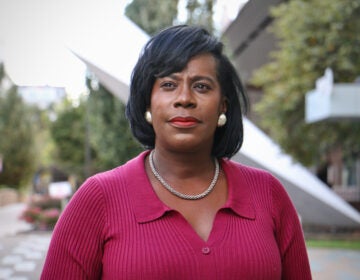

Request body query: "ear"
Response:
[220, 97, 228, 114]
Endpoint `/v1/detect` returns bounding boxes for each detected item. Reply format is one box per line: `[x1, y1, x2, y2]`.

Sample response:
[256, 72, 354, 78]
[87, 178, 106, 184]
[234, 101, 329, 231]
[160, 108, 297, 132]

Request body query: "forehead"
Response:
[174, 53, 218, 77]
[186, 53, 216, 68]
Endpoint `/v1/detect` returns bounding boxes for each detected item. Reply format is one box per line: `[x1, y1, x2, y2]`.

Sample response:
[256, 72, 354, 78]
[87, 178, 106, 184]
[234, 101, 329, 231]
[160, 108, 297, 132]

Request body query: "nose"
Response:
[174, 86, 196, 108]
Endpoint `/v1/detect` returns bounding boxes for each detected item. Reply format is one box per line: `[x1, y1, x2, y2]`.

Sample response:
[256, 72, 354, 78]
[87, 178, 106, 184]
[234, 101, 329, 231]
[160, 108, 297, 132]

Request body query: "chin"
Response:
[167, 139, 212, 154]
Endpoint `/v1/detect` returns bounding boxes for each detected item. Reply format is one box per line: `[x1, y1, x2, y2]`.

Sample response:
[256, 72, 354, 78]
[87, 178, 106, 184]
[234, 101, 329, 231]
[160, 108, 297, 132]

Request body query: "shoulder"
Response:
[74, 151, 148, 202]
[222, 158, 277, 184]
[222, 158, 290, 202]
[87, 151, 148, 189]
[223, 159, 299, 220]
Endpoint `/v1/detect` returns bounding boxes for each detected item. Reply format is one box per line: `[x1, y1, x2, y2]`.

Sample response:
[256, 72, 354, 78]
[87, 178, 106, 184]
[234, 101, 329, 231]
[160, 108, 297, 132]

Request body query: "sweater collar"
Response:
[125, 150, 255, 224]
[124, 150, 171, 223]
[221, 159, 256, 220]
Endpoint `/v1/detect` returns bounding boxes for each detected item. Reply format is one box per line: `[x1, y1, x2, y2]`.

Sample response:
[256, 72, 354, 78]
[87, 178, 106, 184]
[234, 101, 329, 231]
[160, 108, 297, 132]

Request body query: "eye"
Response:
[160, 81, 177, 91]
[194, 83, 211, 93]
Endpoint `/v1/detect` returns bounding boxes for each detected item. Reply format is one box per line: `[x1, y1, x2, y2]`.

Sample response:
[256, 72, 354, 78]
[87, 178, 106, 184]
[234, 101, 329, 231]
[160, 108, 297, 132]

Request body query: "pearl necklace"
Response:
[149, 150, 220, 200]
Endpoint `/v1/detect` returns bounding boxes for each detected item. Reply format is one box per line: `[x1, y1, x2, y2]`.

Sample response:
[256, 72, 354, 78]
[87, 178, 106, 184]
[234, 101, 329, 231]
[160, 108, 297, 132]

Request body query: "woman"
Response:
[41, 25, 311, 279]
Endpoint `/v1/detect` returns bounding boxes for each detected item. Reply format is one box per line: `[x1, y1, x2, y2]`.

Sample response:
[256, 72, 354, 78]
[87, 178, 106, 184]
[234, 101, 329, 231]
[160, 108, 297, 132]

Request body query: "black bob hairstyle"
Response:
[126, 25, 248, 159]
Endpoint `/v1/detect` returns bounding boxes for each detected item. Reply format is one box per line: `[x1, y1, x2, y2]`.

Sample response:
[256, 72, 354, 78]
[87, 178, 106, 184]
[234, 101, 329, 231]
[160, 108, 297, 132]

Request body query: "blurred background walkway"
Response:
[0, 203, 51, 279]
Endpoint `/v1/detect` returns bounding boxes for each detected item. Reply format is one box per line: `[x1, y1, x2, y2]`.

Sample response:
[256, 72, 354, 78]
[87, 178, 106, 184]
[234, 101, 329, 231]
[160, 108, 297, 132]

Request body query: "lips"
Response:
[169, 116, 200, 127]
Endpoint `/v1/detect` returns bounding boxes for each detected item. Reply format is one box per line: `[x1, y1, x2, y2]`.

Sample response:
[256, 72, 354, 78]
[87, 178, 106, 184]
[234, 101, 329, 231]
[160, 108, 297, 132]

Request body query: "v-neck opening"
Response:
[169, 208, 230, 246]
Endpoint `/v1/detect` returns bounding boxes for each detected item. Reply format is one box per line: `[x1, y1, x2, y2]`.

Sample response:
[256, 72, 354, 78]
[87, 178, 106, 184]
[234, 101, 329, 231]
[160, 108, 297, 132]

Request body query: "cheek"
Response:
[219, 96, 227, 112]
[150, 91, 171, 112]
[213, 99, 226, 115]
[206, 105, 223, 127]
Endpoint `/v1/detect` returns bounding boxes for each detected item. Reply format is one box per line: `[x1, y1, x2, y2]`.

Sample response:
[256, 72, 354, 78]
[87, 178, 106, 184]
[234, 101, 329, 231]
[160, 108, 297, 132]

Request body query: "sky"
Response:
[0, 0, 247, 100]
[0, 0, 131, 97]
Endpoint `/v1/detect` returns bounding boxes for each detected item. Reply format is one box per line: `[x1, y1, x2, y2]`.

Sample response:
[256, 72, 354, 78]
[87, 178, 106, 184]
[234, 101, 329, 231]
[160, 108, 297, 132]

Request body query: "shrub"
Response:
[20, 195, 62, 230]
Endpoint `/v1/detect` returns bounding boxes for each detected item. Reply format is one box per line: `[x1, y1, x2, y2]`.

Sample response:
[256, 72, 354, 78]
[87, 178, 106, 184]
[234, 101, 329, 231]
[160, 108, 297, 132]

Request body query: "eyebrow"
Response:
[165, 74, 217, 85]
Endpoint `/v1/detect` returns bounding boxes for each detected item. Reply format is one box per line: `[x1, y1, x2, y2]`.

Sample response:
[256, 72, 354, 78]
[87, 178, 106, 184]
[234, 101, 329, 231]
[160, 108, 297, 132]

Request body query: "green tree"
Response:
[31, 106, 56, 168]
[251, 0, 360, 166]
[125, 0, 214, 35]
[125, 0, 179, 35]
[50, 97, 92, 182]
[0, 64, 36, 188]
[50, 79, 142, 183]
[185, 0, 214, 34]
[86, 77, 142, 171]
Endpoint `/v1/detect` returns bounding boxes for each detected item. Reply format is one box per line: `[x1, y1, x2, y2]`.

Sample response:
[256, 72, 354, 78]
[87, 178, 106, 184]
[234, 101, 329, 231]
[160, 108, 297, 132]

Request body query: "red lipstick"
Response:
[169, 116, 200, 127]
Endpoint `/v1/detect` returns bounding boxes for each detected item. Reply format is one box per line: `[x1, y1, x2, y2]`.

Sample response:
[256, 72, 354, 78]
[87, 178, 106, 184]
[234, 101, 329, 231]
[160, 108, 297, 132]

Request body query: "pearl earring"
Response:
[217, 113, 227, 127]
[145, 111, 152, 124]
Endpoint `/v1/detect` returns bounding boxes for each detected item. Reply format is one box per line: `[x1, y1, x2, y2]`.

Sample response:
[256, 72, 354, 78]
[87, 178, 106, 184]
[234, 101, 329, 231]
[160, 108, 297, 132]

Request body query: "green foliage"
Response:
[125, 0, 214, 35]
[87, 77, 142, 171]
[185, 0, 214, 34]
[125, 0, 179, 35]
[306, 239, 360, 251]
[50, 79, 143, 183]
[0, 70, 36, 188]
[251, 0, 360, 166]
[31, 107, 56, 167]
[0, 63, 4, 80]
[50, 98, 90, 181]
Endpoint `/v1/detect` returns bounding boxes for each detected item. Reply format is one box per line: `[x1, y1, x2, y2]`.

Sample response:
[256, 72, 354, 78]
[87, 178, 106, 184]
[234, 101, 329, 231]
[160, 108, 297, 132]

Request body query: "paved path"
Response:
[0, 203, 32, 238]
[309, 248, 360, 280]
[0, 203, 50, 279]
[0, 232, 51, 280]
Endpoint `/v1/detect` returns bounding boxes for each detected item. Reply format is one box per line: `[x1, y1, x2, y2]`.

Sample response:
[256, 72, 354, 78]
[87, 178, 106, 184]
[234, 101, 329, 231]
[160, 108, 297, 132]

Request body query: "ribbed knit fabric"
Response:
[41, 150, 311, 279]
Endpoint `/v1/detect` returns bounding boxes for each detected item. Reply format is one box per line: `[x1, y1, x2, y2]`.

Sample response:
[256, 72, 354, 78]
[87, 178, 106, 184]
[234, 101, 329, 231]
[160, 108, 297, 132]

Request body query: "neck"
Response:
[149, 150, 219, 200]
[151, 147, 215, 179]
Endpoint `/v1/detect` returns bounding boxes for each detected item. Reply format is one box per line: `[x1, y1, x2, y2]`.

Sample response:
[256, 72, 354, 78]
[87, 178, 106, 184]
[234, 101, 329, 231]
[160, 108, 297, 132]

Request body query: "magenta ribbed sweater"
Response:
[41, 151, 311, 279]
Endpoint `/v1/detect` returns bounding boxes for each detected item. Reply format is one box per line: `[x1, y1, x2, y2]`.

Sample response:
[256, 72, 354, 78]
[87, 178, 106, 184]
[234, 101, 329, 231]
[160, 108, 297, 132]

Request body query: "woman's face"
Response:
[149, 53, 227, 154]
